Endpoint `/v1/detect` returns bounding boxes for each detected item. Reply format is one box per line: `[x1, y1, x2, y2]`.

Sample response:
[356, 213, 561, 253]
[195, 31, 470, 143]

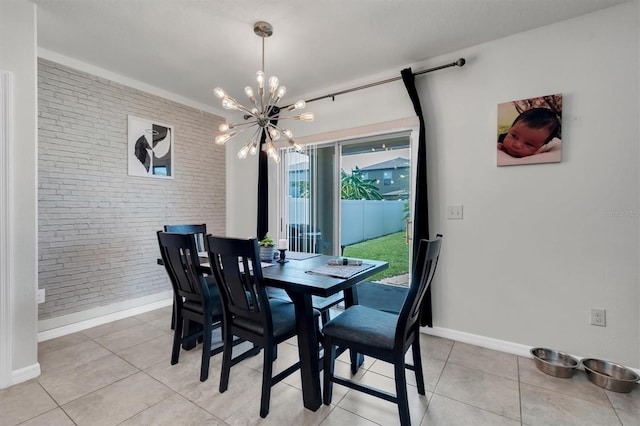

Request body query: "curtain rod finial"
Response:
[455, 58, 466, 67]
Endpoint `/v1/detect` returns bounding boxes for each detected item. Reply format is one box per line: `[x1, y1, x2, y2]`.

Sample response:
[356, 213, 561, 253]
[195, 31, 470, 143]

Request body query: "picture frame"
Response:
[497, 94, 562, 167]
[128, 115, 174, 178]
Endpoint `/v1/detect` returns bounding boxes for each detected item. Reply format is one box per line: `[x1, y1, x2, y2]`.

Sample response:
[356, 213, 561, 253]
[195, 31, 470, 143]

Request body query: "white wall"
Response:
[227, 2, 640, 367]
[0, 0, 39, 387]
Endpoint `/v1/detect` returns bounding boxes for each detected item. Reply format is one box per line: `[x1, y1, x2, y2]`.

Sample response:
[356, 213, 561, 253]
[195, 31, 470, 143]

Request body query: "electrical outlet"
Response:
[590, 308, 606, 327]
[37, 289, 45, 304]
[447, 205, 463, 220]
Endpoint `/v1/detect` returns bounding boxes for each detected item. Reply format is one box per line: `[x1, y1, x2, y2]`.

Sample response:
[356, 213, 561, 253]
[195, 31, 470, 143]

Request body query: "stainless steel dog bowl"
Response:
[530, 348, 579, 378]
[582, 358, 639, 393]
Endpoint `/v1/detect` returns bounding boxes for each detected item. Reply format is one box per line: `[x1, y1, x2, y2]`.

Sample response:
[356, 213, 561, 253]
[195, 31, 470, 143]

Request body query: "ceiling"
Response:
[34, 0, 628, 109]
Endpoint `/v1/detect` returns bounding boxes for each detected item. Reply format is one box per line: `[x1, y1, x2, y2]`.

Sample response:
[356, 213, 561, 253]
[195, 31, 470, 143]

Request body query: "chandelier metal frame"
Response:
[213, 21, 314, 163]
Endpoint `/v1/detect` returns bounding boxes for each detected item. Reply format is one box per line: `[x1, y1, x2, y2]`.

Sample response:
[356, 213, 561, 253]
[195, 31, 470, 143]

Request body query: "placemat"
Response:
[306, 263, 374, 279]
[287, 251, 322, 260]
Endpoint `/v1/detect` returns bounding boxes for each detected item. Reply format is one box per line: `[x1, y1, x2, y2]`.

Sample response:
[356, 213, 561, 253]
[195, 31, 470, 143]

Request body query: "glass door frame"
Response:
[275, 119, 420, 261]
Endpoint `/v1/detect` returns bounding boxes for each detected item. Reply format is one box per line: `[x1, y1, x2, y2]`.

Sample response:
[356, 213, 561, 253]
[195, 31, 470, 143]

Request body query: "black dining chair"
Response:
[163, 224, 207, 330]
[206, 235, 319, 418]
[157, 231, 224, 382]
[164, 223, 207, 251]
[321, 235, 443, 426]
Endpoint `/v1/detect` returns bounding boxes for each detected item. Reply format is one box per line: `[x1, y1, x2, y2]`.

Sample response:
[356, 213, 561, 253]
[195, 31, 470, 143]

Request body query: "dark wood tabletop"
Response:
[261, 254, 388, 297]
[261, 253, 388, 411]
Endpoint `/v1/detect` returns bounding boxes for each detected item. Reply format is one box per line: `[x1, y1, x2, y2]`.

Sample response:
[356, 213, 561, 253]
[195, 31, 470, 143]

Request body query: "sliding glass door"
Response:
[278, 130, 413, 286]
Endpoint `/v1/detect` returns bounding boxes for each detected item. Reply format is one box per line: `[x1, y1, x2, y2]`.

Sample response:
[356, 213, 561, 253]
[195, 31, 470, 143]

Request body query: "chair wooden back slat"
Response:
[207, 236, 272, 331]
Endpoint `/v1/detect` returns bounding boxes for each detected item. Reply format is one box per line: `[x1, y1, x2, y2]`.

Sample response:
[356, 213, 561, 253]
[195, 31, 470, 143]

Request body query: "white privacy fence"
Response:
[288, 198, 406, 247]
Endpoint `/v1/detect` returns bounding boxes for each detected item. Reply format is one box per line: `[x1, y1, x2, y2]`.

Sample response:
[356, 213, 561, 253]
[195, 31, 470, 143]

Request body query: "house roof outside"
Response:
[359, 157, 410, 171]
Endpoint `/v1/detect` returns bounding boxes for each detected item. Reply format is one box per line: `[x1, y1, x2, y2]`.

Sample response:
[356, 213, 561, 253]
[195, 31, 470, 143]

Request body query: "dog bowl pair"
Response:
[530, 348, 639, 393]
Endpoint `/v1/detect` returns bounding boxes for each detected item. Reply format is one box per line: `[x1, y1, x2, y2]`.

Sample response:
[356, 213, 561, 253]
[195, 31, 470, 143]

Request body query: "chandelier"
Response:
[213, 21, 314, 163]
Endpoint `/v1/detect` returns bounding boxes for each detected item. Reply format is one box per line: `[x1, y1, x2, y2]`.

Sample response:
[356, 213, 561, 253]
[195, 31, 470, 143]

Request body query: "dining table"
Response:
[160, 249, 388, 412]
[259, 252, 388, 411]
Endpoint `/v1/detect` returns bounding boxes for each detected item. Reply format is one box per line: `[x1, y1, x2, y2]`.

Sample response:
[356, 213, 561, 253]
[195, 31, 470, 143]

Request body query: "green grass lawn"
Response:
[342, 231, 409, 281]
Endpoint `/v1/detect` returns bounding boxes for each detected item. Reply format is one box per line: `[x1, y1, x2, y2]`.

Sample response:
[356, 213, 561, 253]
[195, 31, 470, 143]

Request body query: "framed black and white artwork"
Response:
[128, 115, 174, 178]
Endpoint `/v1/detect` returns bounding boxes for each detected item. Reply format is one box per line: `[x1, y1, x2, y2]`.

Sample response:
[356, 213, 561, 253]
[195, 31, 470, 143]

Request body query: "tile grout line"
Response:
[517, 356, 523, 426]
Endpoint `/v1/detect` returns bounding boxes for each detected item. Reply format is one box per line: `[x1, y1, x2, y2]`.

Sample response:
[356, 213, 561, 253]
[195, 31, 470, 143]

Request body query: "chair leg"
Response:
[171, 314, 183, 365]
[322, 338, 336, 405]
[411, 340, 425, 395]
[321, 310, 330, 324]
[260, 343, 274, 418]
[200, 316, 212, 382]
[349, 349, 364, 375]
[219, 321, 234, 393]
[170, 296, 176, 330]
[394, 361, 411, 426]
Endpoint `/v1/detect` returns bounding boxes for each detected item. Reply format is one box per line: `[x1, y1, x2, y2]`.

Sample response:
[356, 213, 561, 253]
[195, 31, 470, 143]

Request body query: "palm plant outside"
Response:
[340, 167, 382, 200]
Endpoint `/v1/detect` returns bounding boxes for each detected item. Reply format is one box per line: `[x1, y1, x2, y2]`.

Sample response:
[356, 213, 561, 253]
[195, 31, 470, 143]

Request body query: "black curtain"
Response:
[401, 68, 432, 327]
[257, 106, 280, 241]
[257, 129, 268, 241]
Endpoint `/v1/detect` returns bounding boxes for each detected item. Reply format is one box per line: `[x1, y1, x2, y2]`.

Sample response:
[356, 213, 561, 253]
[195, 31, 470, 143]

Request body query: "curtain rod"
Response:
[301, 58, 466, 105]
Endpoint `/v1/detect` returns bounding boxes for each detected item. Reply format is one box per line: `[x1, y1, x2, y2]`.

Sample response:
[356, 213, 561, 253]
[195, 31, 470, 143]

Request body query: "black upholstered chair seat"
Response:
[266, 287, 343, 324]
[322, 304, 398, 351]
[234, 299, 299, 337]
[182, 296, 222, 317]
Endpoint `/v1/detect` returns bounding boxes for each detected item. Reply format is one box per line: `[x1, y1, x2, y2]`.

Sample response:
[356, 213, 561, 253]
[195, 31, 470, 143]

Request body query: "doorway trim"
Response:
[0, 70, 13, 388]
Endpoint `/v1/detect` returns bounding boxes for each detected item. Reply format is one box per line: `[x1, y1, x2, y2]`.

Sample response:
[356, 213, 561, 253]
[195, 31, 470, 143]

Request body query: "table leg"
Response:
[182, 319, 198, 350]
[287, 291, 322, 411]
[343, 286, 364, 373]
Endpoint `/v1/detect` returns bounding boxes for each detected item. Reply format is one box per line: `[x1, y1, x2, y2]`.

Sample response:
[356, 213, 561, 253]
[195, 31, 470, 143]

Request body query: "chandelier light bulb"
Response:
[296, 112, 315, 122]
[221, 97, 238, 110]
[213, 87, 226, 99]
[249, 141, 259, 155]
[268, 127, 281, 141]
[215, 132, 235, 145]
[237, 144, 251, 159]
[268, 76, 279, 94]
[244, 86, 256, 102]
[256, 71, 265, 89]
[290, 100, 305, 111]
[282, 129, 293, 139]
[274, 86, 286, 103]
[265, 142, 276, 156]
[219, 123, 230, 132]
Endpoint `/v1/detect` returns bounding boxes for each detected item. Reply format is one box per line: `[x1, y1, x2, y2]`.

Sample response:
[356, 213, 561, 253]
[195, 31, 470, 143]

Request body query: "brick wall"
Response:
[38, 58, 225, 320]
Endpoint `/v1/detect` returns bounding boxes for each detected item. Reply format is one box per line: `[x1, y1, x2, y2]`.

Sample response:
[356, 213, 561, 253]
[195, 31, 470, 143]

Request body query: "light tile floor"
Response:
[2, 305, 638, 425]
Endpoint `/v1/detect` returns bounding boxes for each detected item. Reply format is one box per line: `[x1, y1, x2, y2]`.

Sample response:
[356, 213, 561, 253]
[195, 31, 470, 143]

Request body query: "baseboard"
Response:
[420, 326, 640, 376]
[38, 292, 173, 342]
[422, 326, 533, 358]
[12, 363, 41, 385]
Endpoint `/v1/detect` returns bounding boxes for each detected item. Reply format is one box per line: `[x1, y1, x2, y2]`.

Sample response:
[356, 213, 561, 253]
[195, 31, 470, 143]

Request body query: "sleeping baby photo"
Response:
[497, 94, 562, 166]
